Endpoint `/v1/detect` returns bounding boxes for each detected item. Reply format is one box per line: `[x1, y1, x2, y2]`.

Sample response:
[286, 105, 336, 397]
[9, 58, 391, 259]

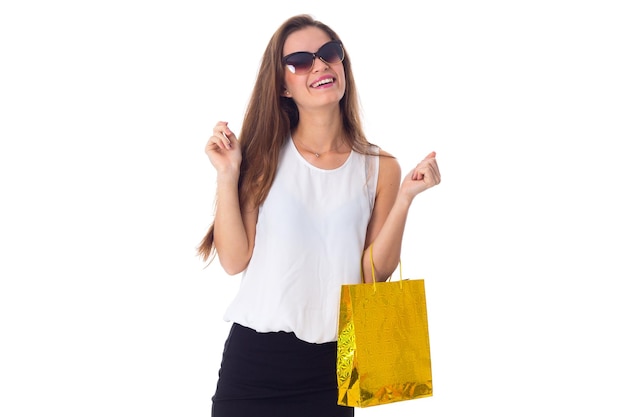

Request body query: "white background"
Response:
[1, 1, 625, 416]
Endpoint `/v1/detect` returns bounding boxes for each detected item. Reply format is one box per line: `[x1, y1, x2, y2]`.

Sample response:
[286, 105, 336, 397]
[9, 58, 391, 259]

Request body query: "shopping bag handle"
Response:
[362, 245, 403, 290]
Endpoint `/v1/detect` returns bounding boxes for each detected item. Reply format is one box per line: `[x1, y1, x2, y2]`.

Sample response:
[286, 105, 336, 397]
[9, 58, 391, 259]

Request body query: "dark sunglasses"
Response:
[282, 40, 345, 75]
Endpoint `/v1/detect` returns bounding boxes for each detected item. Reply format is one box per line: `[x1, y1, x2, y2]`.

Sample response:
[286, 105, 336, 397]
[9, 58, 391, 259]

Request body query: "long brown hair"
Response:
[197, 14, 373, 262]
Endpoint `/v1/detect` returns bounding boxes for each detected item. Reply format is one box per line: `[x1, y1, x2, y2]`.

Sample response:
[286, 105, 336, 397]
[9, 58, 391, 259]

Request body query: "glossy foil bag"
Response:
[336, 277, 433, 407]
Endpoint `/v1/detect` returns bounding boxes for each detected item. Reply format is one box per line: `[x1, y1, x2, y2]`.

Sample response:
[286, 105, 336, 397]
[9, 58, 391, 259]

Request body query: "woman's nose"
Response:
[311, 56, 329, 72]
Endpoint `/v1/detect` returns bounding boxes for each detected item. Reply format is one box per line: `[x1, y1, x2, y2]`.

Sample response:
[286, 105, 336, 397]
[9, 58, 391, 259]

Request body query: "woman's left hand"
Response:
[399, 151, 441, 201]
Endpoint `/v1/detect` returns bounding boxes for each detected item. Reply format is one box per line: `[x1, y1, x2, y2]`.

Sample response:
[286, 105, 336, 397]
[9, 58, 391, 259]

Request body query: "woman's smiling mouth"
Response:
[311, 77, 335, 88]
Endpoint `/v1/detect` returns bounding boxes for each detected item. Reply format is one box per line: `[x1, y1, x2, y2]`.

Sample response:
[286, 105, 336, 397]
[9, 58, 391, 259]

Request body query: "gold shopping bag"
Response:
[337, 248, 433, 407]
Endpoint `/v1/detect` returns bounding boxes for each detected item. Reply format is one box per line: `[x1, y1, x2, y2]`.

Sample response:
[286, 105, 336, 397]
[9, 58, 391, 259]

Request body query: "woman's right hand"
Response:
[205, 121, 242, 177]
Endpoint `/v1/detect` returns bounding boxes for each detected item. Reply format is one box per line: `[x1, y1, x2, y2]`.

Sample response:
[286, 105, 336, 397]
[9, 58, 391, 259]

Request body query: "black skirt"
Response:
[211, 323, 354, 417]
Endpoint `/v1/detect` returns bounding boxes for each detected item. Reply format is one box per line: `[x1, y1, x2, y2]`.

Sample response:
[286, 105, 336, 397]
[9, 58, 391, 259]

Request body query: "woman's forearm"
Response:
[364, 194, 413, 282]
[213, 174, 252, 274]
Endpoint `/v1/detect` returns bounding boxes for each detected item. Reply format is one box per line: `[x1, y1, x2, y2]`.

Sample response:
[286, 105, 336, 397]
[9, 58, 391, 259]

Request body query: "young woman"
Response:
[199, 14, 441, 417]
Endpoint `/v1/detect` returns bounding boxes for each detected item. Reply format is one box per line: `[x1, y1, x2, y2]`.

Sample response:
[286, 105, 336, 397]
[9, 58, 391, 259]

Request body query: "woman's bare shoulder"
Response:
[376, 147, 401, 186]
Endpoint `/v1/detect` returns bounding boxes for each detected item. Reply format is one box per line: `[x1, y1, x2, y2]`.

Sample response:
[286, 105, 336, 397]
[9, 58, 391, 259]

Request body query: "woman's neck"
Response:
[292, 111, 346, 154]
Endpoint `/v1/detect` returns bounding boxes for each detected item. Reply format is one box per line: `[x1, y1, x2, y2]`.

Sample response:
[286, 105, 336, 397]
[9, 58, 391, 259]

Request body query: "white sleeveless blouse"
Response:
[223, 137, 379, 343]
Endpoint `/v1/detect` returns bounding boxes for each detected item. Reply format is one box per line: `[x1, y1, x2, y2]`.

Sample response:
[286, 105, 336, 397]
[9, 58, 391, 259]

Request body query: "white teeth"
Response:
[312, 78, 333, 88]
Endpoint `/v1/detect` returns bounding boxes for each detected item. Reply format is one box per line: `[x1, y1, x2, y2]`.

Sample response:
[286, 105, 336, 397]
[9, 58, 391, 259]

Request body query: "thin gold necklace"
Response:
[294, 137, 343, 158]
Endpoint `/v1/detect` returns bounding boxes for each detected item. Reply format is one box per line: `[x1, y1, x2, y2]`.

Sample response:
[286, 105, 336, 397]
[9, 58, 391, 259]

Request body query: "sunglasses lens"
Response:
[319, 42, 344, 64]
[285, 53, 314, 74]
